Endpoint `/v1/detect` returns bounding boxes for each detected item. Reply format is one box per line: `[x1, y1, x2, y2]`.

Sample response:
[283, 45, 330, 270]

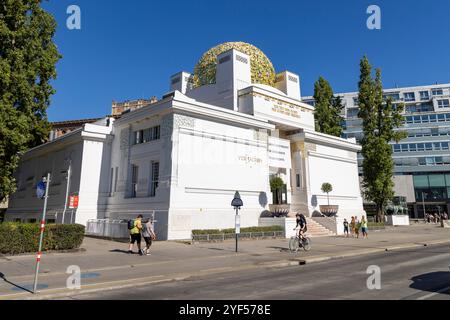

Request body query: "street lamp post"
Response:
[231, 191, 243, 253]
[61, 159, 72, 224]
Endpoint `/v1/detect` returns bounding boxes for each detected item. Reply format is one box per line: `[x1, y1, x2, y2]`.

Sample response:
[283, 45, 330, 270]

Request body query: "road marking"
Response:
[417, 286, 450, 300]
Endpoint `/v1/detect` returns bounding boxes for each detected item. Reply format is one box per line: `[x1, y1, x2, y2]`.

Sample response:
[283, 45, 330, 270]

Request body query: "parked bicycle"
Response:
[289, 228, 311, 253]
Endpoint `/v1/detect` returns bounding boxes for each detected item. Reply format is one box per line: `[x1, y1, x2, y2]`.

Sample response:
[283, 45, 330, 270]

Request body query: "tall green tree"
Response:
[0, 0, 61, 201]
[313, 76, 344, 137]
[358, 56, 406, 222]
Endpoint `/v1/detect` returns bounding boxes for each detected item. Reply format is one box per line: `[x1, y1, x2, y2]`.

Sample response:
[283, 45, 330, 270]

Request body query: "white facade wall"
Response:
[167, 115, 272, 239]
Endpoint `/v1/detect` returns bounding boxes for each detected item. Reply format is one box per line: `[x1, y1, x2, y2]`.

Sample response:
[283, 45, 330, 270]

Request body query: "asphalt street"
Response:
[60, 243, 450, 300]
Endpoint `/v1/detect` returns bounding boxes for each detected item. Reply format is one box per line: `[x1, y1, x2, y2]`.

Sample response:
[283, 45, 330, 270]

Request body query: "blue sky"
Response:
[43, 0, 450, 121]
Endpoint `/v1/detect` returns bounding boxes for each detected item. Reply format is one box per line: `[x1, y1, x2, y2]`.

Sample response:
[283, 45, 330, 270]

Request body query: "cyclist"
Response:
[294, 213, 308, 242]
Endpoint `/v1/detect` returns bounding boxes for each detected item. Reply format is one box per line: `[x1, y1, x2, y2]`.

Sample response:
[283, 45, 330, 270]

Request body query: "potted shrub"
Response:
[319, 182, 339, 217]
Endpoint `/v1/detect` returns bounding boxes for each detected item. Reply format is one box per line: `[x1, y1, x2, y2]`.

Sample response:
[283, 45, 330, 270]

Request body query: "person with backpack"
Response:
[128, 214, 144, 255]
[142, 218, 156, 256]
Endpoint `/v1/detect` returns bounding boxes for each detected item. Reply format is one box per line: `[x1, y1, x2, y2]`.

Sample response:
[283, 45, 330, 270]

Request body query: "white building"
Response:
[6, 42, 365, 240]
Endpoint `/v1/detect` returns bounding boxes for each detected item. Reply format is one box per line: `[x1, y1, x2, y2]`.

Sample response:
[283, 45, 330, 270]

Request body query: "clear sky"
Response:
[42, 0, 450, 121]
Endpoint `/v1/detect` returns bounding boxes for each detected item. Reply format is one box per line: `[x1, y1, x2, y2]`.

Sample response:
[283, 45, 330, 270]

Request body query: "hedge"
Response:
[192, 226, 283, 236]
[0, 223, 85, 255]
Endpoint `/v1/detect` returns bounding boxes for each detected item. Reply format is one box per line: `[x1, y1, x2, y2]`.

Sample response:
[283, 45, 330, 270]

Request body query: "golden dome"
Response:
[193, 42, 276, 88]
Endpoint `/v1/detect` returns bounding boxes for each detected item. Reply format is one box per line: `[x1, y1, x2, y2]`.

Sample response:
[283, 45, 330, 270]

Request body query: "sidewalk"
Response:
[0, 224, 449, 299]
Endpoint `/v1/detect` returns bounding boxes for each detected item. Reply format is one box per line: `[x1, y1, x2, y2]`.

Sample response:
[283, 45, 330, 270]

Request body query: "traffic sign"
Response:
[36, 181, 46, 199]
[235, 215, 241, 234]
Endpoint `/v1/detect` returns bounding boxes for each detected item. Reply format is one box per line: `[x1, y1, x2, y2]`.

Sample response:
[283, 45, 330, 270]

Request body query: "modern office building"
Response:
[303, 83, 450, 218]
[6, 42, 365, 239]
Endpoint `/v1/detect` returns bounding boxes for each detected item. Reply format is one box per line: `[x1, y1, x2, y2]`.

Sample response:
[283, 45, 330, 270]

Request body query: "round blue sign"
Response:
[36, 181, 46, 199]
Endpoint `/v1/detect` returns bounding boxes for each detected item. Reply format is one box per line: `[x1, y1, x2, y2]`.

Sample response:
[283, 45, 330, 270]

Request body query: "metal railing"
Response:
[192, 231, 284, 242]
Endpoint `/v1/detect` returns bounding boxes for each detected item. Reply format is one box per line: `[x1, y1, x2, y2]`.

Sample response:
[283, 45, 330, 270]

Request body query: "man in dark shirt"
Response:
[295, 213, 307, 240]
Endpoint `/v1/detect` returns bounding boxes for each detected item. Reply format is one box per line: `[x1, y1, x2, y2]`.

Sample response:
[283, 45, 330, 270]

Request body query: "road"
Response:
[60, 243, 450, 300]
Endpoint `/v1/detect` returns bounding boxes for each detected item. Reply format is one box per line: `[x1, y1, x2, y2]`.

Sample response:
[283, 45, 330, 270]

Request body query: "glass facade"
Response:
[414, 173, 450, 201]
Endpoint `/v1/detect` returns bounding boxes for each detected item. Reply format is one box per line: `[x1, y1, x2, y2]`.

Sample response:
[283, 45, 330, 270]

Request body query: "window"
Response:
[426, 157, 435, 166]
[114, 167, 119, 192]
[417, 143, 425, 151]
[296, 173, 301, 188]
[406, 116, 413, 124]
[393, 145, 401, 153]
[352, 97, 359, 106]
[421, 115, 429, 123]
[149, 161, 159, 197]
[384, 93, 400, 101]
[437, 99, 450, 108]
[347, 108, 359, 118]
[435, 157, 444, 165]
[133, 126, 161, 145]
[413, 116, 421, 123]
[432, 88, 443, 96]
[409, 144, 417, 152]
[438, 114, 446, 122]
[404, 92, 415, 102]
[442, 142, 449, 150]
[429, 114, 437, 122]
[109, 168, 114, 196]
[433, 142, 441, 151]
[131, 165, 139, 198]
[420, 91, 430, 101]
[425, 143, 433, 151]
[401, 144, 409, 152]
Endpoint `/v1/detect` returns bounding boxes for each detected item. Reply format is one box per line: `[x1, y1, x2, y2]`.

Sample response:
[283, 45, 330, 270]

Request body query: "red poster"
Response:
[69, 195, 79, 209]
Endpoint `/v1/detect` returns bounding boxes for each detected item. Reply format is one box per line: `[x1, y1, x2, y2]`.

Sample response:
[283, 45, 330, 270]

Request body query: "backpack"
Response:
[127, 219, 135, 230]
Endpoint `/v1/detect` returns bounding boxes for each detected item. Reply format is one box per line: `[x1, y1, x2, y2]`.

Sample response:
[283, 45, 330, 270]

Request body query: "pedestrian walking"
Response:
[444, 212, 448, 220]
[142, 218, 156, 256]
[343, 219, 350, 237]
[361, 216, 368, 239]
[354, 216, 360, 239]
[350, 216, 356, 238]
[128, 214, 144, 255]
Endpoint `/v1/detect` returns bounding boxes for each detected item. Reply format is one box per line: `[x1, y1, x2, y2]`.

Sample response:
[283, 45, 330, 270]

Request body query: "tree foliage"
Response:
[313, 77, 344, 137]
[321, 182, 333, 205]
[0, 0, 60, 201]
[357, 56, 406, 221]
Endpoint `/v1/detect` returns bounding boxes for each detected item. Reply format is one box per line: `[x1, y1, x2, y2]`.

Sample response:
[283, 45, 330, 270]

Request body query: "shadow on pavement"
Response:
[0, 272, 34, 294]
[109, 249, 132, 254]
[409, 271, 450, 295]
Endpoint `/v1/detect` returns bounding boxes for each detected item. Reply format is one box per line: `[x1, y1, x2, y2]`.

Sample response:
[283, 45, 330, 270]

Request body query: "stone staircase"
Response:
[305, 218, 336, 237]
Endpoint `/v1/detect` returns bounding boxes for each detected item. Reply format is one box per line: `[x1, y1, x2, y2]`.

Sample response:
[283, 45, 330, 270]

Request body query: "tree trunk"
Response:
[376, 203, 384, 223]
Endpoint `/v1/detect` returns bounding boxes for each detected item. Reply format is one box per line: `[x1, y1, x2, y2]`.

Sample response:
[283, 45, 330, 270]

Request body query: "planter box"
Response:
[259, 217, 296, 238]
[385, 215, 410, 226]
[319, 205, 339, 217]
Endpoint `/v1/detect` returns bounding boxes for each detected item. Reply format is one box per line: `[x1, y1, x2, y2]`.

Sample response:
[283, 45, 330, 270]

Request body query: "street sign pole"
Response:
[235, 208, 239, 253]
[231, 191, 243, 253]
[33, 173, 51, 294]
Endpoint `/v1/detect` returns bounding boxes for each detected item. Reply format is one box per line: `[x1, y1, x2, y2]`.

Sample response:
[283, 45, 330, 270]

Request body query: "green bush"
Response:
[0, 223, 85, 255]
[192, 225, 283, 236]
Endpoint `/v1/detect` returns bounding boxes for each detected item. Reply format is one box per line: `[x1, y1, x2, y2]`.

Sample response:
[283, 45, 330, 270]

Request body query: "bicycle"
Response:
[289, 228, 311, 253]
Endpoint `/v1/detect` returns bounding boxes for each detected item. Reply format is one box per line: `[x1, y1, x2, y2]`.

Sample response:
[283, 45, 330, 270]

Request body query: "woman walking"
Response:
[361, 216, 368, 239]
[350, 217, 356, 238]
[141, 218, 156, 256]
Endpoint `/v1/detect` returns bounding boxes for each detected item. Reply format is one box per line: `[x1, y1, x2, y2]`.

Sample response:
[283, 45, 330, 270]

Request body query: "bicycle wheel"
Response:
[302, 237, 312, 251]
[289, 237, 299, 252]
